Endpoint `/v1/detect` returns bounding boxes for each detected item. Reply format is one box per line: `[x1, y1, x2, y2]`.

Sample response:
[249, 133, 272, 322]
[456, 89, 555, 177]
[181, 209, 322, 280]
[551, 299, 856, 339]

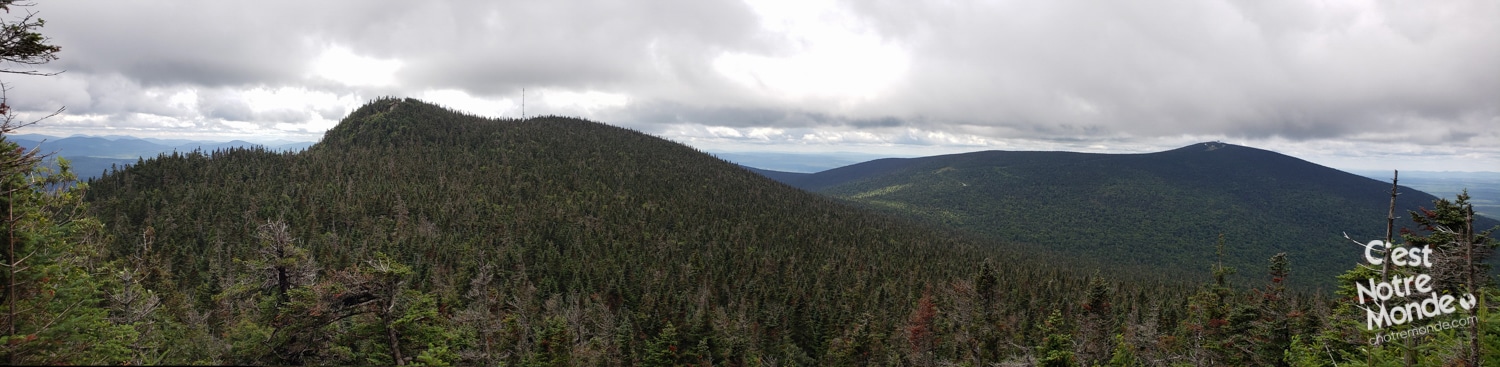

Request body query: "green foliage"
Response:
[793, 144, 1499, 289]
[1483, 290, 1500, 366]
[1299, 193, 1500, 366]
[1036, 310, 1076, 367]
[1284, 335, 1328, 367]
[1105, 333, 1142, 367]
[413, 342, 456, 367]
[642, 321, 679, 367]
[823, 313, 878, 366]
[1403, 191, 1496, 296]
[224, 319, 273, 364]
[386, 289, 461, 366]
[0, 7, 180, 363]
[526, 316, 572, 367]
[0, 138, 140, 364]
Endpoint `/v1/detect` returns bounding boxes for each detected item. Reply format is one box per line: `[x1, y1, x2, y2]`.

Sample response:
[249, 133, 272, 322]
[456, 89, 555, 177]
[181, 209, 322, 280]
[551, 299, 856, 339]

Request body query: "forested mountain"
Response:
[82, 97, 1213, 365]
[0, 97, 1469, 365]
[756, 143, 1499, 288]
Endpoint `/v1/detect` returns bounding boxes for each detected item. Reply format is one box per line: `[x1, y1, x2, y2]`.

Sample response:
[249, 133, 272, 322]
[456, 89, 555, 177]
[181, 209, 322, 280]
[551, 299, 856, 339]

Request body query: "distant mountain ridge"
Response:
[2, 133, 313, 178]
[751, 141, 1499, 288]
[711, 151, 900, 173]
[7, 134, 312, 157]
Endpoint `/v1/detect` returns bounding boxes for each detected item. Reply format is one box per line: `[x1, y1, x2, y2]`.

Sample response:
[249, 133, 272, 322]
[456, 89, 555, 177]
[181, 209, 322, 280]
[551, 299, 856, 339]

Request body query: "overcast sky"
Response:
[7, 0, 1498, 171]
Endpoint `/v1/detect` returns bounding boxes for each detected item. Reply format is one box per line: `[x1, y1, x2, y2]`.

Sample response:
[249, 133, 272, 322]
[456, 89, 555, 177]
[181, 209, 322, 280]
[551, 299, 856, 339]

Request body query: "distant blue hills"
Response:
[3, 133, 313, 178]
[1351, 170, 1500, 219]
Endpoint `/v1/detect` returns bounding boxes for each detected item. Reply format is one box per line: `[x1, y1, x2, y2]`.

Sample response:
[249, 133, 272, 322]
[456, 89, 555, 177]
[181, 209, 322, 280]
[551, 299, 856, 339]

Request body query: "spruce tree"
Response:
[0, 2, 142, 364]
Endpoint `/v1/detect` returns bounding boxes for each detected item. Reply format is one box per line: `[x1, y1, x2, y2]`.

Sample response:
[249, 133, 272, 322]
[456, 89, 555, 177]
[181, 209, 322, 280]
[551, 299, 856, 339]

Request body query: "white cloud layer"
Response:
[4, 0, 1496, 171]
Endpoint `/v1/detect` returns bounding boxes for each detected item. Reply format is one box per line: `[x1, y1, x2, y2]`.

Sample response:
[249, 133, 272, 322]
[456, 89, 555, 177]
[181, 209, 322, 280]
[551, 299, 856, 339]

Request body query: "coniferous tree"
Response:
[1036, 309, 1076, 367]
[1242, 252, 1296, 366]
[1401, 192, 1495, 364]
[0, 145, 136, 364]
[1077, 274, 1115, 365]
[1402, 192, 1495, 299]
[0, 3, 143, 363]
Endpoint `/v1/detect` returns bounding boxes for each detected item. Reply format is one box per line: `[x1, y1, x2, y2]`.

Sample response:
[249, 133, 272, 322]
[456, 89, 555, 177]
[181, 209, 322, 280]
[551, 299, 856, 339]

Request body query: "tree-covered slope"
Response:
[83, 98, 1201, 365]
[770, 142, 1498, 288]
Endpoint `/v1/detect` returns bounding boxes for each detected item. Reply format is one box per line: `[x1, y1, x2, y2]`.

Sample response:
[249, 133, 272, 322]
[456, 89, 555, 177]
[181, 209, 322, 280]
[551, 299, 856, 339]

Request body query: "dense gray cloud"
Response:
[37, 0, 764, 91]
[390, 0, 766, 94]
[5, 0, 1497, 171]
[843, 0, 1499, 140]
[43, 2, 318, 87]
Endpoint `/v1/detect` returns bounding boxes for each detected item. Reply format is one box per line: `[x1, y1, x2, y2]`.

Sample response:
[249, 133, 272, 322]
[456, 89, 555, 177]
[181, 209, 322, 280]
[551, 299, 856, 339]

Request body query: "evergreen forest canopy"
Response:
[0, 95, 1491, 364]
[754, 143, 1500, 289]
[78, 97, 1206, 365]
[1, 2, 1497, 364]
